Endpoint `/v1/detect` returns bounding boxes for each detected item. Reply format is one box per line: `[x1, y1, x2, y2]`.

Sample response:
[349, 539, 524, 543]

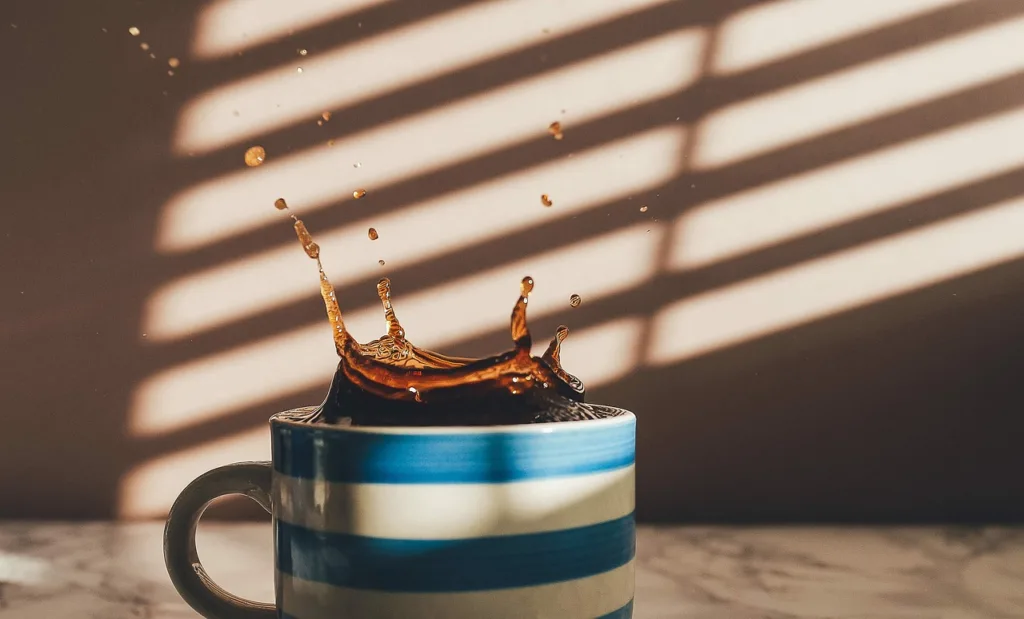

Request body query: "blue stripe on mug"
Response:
[597, 599, 634, 619]
[271, 417, 635, 484]
[277, 512, 636, 592]
[282, 603, 632, 619]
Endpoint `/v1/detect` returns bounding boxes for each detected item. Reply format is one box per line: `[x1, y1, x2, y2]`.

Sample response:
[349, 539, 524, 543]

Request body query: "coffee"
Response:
[280, 206, 620, 426]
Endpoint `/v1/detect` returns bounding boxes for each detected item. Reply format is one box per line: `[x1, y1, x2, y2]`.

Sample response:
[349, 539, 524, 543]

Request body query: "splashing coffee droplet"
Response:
[293, 219, 320, 260]
[244, 146, 266, 167]
[353, 189, 367, 199]
[168, 57, 180, 68]
[368, 227, 379, 240]
[274, 207, 610, 427]
[640, 205, 648, 213]
[297, 48, 308, 56]
[321, 111, 331, 122]
[128, 26, 140, 36]
[569, 294, 582, 308]
[274, 198, 289, 210]
[541, 194, 553, 207]
[139, 42, 149, 50]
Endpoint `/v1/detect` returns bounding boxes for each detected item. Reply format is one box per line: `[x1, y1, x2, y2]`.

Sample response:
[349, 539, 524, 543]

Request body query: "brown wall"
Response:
[2, 0, 1023, 522]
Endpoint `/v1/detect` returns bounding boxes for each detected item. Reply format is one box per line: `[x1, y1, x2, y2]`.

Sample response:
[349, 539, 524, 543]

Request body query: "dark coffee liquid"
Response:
[282, 208, 619, 426]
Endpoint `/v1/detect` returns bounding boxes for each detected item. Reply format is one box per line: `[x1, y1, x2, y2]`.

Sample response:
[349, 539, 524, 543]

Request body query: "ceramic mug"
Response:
[164, 407, 637, 619]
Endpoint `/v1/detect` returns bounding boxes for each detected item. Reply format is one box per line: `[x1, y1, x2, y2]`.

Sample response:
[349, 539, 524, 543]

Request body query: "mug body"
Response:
[270, 411, 636, 619]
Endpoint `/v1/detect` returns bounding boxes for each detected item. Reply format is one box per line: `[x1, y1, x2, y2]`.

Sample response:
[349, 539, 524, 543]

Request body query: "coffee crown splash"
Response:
[281, 206, 596, 426]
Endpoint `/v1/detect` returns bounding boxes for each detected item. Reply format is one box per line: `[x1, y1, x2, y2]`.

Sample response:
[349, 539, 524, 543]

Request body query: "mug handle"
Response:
[163, 461, 278, 619]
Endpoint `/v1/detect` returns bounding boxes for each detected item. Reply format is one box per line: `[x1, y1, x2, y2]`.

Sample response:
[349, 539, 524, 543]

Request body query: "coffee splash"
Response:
[279, 206, 613, 426]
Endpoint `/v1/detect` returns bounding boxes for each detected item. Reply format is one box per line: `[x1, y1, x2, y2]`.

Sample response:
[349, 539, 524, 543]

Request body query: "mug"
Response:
[164, 407, 637, 619]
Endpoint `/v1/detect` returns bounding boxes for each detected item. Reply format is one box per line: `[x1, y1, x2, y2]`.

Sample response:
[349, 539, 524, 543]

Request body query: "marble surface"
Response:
[0, 523, 1021, 618]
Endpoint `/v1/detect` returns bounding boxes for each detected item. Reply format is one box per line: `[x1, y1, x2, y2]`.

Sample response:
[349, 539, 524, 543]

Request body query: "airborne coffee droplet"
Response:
[368, 227, 379, 240]
[297, 48, 308, 56]
[521, 276, 535, 295]
[139, 42, 149, 50]
[569, 294, 582, 308]
[541, 194, 553, 207]
[548, 121, 563, 140]
[353, 189, 367, 199]
[274, 198, 288, 210]
[640, 205, 648, 212]
[321, 111, 331, 122]
[244, 146, 266, 167]
[378, 259, 386, 266]
[128, 26, 140, 36]
[168, 57, 180, 68]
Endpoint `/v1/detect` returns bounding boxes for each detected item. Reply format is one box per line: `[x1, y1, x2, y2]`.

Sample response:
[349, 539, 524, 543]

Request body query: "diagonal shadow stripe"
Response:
[704, 0, 1024, 109]
[129, 384, 328, 459]
[696, 72, 1024, 199]
[187, 0, 491, 84]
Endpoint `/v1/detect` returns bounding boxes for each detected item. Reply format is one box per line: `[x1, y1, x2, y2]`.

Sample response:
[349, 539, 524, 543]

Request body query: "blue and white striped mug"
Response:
[164, 407, 636, 619]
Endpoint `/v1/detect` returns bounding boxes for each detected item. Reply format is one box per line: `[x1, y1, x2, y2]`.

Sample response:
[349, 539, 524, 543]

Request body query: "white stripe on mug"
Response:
[274, 464, 634, 539]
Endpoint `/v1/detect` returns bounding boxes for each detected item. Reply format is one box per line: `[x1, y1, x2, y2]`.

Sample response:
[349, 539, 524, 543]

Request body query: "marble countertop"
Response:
[0, 523, 1021, 618]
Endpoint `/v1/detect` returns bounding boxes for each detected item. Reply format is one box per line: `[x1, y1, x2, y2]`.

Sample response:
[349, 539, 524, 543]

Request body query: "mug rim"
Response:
[269, 406, 635, 435]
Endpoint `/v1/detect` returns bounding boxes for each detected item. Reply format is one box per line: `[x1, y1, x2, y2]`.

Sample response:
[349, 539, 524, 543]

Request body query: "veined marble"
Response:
[0, 523, 1020, 618]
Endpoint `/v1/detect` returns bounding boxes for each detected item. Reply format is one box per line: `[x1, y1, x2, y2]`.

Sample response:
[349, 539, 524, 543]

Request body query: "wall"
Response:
[2, 0, 1023, 521]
